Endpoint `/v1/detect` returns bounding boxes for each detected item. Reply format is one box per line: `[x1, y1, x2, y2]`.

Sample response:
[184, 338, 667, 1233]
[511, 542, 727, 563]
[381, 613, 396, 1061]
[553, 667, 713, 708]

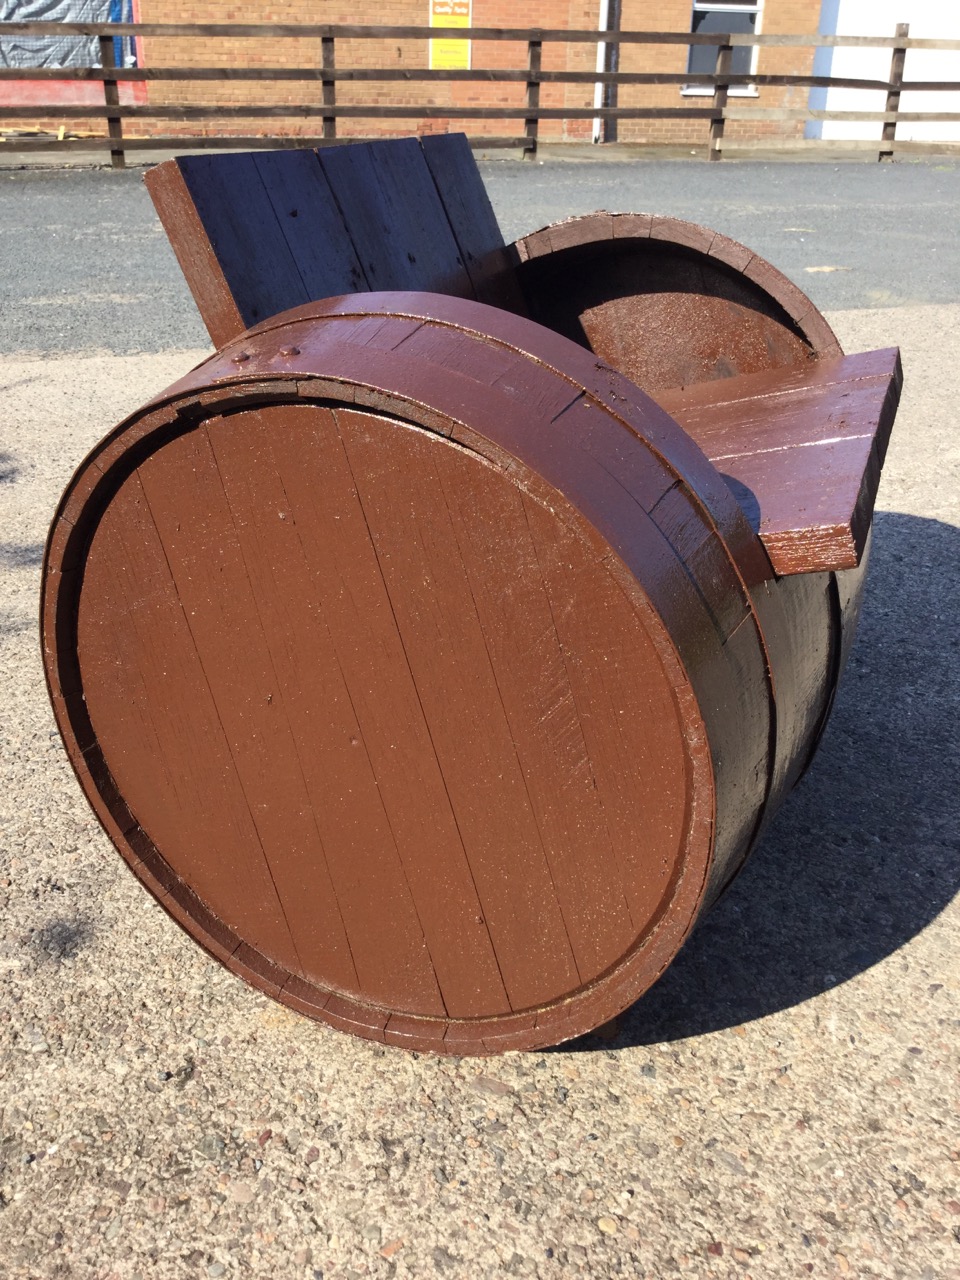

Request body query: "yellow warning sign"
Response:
[430, 0, 471, 71]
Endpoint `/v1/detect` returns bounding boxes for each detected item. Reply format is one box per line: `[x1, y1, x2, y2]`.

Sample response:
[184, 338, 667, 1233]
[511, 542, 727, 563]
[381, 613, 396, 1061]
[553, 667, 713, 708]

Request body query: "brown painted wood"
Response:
[5, 67, 940, 92]
[750, 568, 837, 822]
[513, 211, 842, 394]
[258, 290, 773, 594]
[42, 292, 900, 1051]
[144, 159, 246, 349]
[659, 348, 902, 575]
[146, 153, 316, 343]
[45, 298, 753, 1053]
[76, 472, 306, 975]
[337, 413, 589, 1007]
[392, 339, 771, 897]
[145, 144, 843, 413]
[170, 290, 904, 903]
[260, 406, 509, 1018]
[9, 18, 954, 49]
[880, 23, 910, 161]
[97, 34, 124, 170]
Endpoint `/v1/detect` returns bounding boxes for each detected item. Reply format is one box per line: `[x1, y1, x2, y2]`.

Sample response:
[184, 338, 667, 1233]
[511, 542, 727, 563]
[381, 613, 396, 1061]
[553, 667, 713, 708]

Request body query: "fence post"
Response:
[879, 22, 908, 162]
[524, 39, 541, 159]
[709, 41, 732, 162]
[321, 35, 336, 142]
[98, 33, 125, 170]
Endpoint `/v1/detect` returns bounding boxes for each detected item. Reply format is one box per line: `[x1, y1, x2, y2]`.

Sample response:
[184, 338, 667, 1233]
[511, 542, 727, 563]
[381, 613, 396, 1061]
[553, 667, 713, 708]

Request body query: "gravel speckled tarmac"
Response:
[1, 159, 958, 1280]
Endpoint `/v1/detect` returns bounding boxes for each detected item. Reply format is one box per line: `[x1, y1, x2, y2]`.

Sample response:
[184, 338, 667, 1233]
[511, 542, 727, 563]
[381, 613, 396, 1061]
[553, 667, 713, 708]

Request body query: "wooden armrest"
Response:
[657, 348, 902, 576]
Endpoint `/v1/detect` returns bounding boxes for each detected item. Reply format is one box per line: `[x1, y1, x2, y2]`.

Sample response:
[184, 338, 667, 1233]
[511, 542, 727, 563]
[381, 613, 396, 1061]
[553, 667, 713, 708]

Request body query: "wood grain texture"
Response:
[76, 468, 309, 979]
[660, 348, 902, 574]
[160, 152, 314, 334]
[116, 291, 903, 902]
[252, 149, 368, 298]
[144, 135, 510, 346]
[180, 291, 781, 901]
[245, 289, 773, 591]
[749, 568, 836, 823]
[315, 138, 472, 297]
[513, 211, 843, 395]
[45, 298, 736, 1052]
[258, 405, 510, 1019]
[419, 133, 526, 314]
[337, 412, 587, 1006]
[143, 158, 245, 348]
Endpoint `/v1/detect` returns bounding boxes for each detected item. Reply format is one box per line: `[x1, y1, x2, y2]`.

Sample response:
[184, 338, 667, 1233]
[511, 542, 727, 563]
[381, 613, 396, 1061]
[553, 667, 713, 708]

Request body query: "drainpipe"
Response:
[592, 0, 611, 143]
[593, 0, 621, 144]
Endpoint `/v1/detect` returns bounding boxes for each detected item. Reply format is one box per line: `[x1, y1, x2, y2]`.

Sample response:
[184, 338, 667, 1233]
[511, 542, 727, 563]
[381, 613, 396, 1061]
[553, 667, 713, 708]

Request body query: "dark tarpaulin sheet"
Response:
[0, 0, 135, 70]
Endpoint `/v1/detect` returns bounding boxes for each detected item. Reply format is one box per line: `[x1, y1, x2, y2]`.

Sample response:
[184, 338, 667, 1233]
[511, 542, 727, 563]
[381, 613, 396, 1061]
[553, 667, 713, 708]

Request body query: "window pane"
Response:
[688, 10, 757, 78]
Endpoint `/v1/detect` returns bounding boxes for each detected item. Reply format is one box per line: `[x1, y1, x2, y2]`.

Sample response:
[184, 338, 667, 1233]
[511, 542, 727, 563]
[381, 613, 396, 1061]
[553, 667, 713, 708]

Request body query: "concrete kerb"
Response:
[3, 139, 959, 170]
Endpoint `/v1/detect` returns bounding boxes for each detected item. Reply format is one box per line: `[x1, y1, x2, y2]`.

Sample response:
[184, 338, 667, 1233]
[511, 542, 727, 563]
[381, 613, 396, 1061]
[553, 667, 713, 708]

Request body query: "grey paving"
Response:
[1, 159, 958, 1280]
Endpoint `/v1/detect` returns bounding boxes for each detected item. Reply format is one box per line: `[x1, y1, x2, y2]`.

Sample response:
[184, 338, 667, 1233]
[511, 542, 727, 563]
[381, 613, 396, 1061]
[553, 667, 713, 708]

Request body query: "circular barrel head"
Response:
[43, 298, 770, 1054]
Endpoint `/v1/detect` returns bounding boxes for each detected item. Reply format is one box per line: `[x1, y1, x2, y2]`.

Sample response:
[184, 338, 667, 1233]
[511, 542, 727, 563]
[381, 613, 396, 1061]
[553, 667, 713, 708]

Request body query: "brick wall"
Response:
[3, 0, 822, 147]
[135, 0, 598, 142]
[613, 0, 819, 146]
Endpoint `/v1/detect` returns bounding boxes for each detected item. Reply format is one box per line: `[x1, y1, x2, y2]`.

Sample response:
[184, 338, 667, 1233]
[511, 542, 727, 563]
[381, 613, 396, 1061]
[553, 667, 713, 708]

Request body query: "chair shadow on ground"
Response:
[565, 510, 960, 1052]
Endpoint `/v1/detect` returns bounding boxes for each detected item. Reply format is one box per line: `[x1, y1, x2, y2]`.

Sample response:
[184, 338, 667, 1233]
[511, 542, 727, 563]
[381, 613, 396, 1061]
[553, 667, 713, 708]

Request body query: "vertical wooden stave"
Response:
[232, 297, 776, 908]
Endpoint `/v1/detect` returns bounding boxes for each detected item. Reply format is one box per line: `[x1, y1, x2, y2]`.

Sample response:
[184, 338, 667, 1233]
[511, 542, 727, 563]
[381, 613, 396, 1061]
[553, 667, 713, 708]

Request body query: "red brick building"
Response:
[5, 1, 823, 147]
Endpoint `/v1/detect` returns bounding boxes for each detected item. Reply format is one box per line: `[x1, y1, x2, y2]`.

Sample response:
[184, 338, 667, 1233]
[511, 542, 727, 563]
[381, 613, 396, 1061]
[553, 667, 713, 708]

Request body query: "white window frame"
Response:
[682, 0, 761, 98]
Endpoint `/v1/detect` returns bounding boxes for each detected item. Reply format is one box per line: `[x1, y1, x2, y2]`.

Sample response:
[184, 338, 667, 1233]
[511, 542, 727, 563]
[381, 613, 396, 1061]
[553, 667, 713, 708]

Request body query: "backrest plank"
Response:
[146, 157, 246, 348]
[171, 153, 314, 339]
[251, 149, 369, 299]
[145, 135, 517, 348]
[420, 134, 527, 313]
[315, 138, 474, 297]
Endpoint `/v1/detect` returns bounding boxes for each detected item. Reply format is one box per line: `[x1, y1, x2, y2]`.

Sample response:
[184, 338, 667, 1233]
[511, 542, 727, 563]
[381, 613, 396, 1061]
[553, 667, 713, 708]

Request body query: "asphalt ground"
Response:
[1, 158, 958, 1280]
[2, 158, 960, 355]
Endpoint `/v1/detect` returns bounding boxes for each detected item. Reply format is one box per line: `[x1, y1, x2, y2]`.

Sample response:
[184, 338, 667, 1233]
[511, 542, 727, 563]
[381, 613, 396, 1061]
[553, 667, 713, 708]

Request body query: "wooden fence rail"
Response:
[5, 21, 960, 47]
[2, 20, 959, 166]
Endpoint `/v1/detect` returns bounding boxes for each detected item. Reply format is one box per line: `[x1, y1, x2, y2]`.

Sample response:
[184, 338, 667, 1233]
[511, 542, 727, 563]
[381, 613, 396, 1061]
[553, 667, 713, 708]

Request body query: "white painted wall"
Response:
[806, 0, 960, 141]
